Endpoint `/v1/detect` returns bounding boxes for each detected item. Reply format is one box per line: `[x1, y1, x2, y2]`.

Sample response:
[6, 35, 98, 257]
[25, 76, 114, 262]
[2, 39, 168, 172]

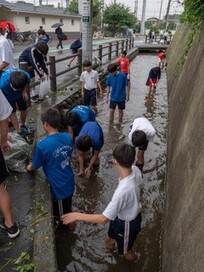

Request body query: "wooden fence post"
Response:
[122, 40, 124, 52]
[125, 39, 128, 51]
[129, 38, 131, 49]
[116, 41, 119, 57]
[108, 42, 112, 61]
[77, 49, 82, 76]
[99, 45, 103, 61]
[49, 55, 57, 92]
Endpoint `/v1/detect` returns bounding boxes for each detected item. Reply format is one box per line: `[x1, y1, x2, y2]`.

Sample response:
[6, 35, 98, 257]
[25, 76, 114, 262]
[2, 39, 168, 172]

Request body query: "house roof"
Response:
[0, 0, 81, 18]
[146, 17, 159, 21]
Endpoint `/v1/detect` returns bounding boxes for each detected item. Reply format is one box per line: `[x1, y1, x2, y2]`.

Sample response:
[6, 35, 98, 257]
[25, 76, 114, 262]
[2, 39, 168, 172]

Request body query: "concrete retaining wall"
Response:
[162, 24, 204, 271]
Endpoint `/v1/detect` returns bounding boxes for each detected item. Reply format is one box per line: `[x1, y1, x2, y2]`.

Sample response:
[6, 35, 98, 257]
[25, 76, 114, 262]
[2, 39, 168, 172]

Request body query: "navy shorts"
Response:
[139, 139, 149, 151]
[10, 98, 28, 113]
[108, 213, 142, 255]
[109, 100, 125, 110]
[53, 196, 73, 220]
[83, 88, 97, 106]
[0, 149, 9, 184]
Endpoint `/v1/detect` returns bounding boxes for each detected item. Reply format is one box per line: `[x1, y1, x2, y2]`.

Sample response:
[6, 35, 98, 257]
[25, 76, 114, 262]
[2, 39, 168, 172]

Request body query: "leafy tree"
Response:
[67, 0, 78, 13]
[103, 3, 137, 35]
[180, 0, 204, 24]
[16, 1, 33, 4]
[167, 21, 177, 30]
[145, 21, 154, 30]
[158, 22, 166, 30]
[134, 23, 140, 33]
[67, 0, 102, 17]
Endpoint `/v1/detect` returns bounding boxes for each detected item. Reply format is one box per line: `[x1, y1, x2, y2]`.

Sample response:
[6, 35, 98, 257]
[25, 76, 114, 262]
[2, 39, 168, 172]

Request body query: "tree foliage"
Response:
[67, 0, 78, 13]
[67, 0, 102, 17]
[180, 0, 204, 24]
[103, 3, 137, 34]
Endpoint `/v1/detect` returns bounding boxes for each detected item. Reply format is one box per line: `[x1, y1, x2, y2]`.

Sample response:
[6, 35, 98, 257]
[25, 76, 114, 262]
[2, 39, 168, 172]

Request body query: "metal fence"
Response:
[145, 34, 172, 44]
[20, 37, 134, 96]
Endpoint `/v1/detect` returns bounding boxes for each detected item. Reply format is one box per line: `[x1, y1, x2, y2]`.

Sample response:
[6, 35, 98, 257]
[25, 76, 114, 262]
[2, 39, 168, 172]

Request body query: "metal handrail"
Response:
[20, 37, 134, 94]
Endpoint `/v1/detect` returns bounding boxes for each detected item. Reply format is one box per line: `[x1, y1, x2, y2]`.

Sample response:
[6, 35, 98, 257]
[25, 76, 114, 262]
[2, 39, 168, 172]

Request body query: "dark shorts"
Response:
[109, 100, 125, 110]
[108, 213, 142, 255]
[139, 139, 149, 151]
[0, 149, 9, 184]
[10, 98, 28, 113]
[83, 88, 97, 106]
[53, 196, 73, 220]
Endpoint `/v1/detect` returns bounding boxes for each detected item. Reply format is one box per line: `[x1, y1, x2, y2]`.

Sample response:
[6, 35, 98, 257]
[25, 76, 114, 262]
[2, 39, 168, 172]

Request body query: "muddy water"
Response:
[56, 54, 167, 272]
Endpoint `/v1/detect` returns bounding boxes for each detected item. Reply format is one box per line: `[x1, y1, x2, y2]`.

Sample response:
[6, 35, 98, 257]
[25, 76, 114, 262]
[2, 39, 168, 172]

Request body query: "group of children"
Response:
[0, 23, 51, 239]
[0, 25, 160, 261]
[25, 55, 157, 261]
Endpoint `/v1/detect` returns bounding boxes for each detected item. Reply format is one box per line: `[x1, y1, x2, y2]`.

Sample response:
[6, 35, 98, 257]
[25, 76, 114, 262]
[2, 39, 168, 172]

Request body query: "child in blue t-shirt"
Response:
[66, 105, 96, 139]
[75, 121, 104, 179]
[26, 108, 75, 226]
[105, 63, 129, 123]
[0, 68, 31, 136]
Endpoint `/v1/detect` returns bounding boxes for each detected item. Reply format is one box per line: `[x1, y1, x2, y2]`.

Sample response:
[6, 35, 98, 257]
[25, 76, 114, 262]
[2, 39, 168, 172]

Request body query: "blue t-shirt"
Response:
[106, 72, 128, 102]
[77, 121, 104, 151]
[0, 68, 30, 103]
[71, 105, 96, 136]
[72, 105, 95, 123]
[32, 133, 75, 200]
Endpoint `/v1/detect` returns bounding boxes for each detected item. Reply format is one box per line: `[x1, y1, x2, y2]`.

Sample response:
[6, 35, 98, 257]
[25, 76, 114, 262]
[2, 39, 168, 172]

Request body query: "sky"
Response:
[7, 0, 184, 20]
[104, 0, 184, 20]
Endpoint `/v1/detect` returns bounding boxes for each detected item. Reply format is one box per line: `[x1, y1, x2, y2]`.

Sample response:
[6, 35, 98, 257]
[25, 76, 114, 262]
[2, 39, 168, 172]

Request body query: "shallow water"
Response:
[56, 54, 167, 272]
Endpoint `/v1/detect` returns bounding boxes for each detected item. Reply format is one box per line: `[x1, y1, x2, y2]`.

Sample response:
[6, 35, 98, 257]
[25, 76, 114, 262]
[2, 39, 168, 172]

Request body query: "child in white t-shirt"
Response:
[128, 117, 156, 172]
[62, 143, 142, 261]
[80, 60, 103, 114]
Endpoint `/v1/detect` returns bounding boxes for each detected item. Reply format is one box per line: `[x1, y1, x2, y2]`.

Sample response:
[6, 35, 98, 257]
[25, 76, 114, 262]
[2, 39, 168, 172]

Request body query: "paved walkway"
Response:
[13, 37, 123, 60]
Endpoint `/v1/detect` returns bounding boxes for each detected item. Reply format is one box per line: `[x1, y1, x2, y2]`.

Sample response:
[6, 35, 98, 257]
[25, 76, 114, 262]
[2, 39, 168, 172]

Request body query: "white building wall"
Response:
[14, 14, 81, 33]
[0, 7, 81, 33]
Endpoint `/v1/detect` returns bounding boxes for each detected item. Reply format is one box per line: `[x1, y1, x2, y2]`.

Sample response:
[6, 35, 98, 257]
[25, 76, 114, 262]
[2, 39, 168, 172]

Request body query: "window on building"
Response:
[25, 17, 30, 24]
[60, 19, 63, 24]
[42, 18, 46, 25]
[71, 19, 74, 26]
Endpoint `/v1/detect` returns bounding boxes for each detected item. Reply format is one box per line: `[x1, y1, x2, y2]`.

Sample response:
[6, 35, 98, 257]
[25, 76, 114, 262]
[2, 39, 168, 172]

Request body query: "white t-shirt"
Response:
[102, 166, 142, 221]
[0, 90, 13, 121]
[80, 69, 99, 90]
[0, 35, 14, 70]
[128, 117, 156, 143]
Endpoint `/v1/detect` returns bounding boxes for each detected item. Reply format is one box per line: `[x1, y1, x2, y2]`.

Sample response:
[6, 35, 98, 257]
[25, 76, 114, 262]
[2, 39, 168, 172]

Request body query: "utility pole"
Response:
[101, 0, 104, 32]
[140, 0, 147, 35]
[165, 0, 172, 30]
[159, 0, 164, 22]
[65, 0, 69, 9]
[134, 0, 138, 18]
[80, 0, 93, 62]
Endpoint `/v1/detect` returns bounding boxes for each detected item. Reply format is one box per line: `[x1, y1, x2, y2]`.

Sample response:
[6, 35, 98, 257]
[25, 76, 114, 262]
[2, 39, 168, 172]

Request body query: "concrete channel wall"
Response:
[33, 48, 139, 271]
[162, 24, 204, 271]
